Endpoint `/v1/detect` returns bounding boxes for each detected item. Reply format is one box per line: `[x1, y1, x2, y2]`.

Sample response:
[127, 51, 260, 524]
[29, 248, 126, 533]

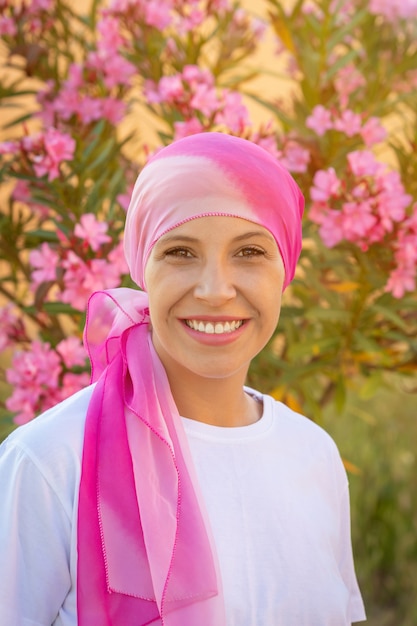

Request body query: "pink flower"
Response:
[385, 266, 416, 299]
[145, 0, 172, 29]
[0, 140, 19, 154]
[386, 206, 417, 297]
[210, 0, 231, 10]
[182, 65, 214, 88]
[215, 91, 250, 133]
[375, 170, 412, 227]
[334, 64, 366, 108]
[22, 133, 43, 153]
[302, 2, 324, 18]
[82, 258, 121, 292]
[360, 117, 387, 146]
[74, 213, 112, 251]
[66, 63, 84, 89]
[97, 16, 125, 51]
[175, 8, 205, 35]
[0, 306, 19, 353]
[144, 80, 162, 104]
[78, 96, 103, 124]
[191, 83, 220, 117]
[102, 53, 136, 89]
[60, 252, 122, 311]
[32, 128, 76, 181]
[279, 141, 310, 173]
[60, 252, 91, 310]
[108, 241, 129, 276]
[0, 16, 17, 36]
[52, 88, 81, 121]
[57, 372, 91, 402]
[310, 168, 341, 202]
[29, 0, 54, 11]
[347, 150, 381, 177]
[6, 388, 39, 425]
[44, 127, 76, 163]
[369, 0, 417, 20]
[56, 336, 87, 368]
[6, 340, 61, 388]
[174, 118, 204, 140]
[396, 234, 417, 268]
[255, 137, 280, 159]
[101, 97, 127, 124]
[317, 210, 345, 247]
[117, 186, 134, 211]
[158, 75, 185, 102]
[333, 109, 362, 137]
[306, 105, 333, 136]
[87, 50, 136, 89]
[6, 340, 63, 422]
[29, 243, 59, 287]
[341, 200, 377, 241]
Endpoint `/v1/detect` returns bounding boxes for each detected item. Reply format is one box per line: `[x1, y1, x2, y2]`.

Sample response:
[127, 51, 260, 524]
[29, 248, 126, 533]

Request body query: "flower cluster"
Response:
[369, 0, 417, 21]
[0, 127, 76, 181]
[386, 209, 417, 298]
[5, 339, 90, 425]
[145, 65, 251, 137]
[309, 150, 414, 297]
[29, 213, 128, 310]
[306, 105, 387, 146]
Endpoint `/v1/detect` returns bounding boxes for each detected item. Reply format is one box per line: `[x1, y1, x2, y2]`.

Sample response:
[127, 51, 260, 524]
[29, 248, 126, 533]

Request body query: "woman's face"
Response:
[144, 215, 285, 385]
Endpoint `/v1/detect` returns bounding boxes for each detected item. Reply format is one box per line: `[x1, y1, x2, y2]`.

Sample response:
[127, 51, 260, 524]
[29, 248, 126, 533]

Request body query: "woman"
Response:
[0, 132, 366, 625]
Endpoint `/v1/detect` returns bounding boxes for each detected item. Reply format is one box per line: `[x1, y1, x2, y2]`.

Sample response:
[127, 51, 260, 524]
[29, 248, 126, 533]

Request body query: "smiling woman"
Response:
[0, 132, 366, 626]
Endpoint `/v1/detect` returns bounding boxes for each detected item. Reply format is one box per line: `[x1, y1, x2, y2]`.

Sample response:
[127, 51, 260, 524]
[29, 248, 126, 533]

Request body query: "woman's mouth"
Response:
[184, 320, 244, 334]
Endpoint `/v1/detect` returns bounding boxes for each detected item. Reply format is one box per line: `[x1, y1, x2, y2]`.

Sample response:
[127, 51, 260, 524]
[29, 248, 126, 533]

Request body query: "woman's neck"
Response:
[166, 371, 262, 428]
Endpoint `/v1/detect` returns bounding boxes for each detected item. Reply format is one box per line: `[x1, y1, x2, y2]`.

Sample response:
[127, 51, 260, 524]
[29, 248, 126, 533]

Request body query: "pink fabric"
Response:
[78, 289, 224, 625]
[78, 133, 304, 625]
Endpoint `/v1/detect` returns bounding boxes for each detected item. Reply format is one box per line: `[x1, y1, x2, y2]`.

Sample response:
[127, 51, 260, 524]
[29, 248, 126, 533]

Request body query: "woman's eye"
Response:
[164, 247, 193, 258]
[237, 246, 265, 257]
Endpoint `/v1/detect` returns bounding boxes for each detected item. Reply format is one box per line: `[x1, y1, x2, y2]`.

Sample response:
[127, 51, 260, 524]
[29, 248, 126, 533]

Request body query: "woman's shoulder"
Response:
[248, 386, 342, 456]
[0, 385, 95, 495]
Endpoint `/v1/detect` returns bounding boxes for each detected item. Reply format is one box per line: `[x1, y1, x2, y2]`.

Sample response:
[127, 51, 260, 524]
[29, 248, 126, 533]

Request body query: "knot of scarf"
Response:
[77, 288, 224, 626]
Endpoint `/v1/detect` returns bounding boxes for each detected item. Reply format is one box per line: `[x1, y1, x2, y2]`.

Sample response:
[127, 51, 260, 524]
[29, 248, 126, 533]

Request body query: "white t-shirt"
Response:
[0, 385, 366, 625]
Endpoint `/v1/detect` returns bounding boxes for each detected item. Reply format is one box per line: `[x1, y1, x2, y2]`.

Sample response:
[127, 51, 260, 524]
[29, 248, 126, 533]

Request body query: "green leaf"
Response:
[23, 302, 81, 315]
[305, 307, 351, 323]
[85, 139, 117, 172]
[323, 48, 361, 82]
[359, 372, 384, 400]
[371, 304, 409, 332]
[334, 375, 347, 413]
[24, 229, 59, 244]
[326, 7, 369, 53]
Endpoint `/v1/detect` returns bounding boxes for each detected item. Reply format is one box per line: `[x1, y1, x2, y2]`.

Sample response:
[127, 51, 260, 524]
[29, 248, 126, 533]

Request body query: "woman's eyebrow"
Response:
[232, 230, 275, 242]
[156, 234, 199, 245]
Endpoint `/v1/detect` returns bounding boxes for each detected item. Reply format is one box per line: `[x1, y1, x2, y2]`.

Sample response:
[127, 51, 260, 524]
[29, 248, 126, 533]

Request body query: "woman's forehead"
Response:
[155, 215, 276, 243]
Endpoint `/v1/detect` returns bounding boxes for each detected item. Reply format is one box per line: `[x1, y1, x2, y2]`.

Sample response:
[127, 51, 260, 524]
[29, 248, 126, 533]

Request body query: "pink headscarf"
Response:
[78, 133, 304, 625]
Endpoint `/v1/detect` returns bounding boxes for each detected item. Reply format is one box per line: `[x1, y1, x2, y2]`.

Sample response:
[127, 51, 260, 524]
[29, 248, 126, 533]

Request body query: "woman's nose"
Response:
[193, 261, 236, 304]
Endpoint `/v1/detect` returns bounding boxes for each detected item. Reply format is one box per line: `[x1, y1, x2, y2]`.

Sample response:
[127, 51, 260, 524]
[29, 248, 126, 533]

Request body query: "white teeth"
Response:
[186, 320, 243, 334]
